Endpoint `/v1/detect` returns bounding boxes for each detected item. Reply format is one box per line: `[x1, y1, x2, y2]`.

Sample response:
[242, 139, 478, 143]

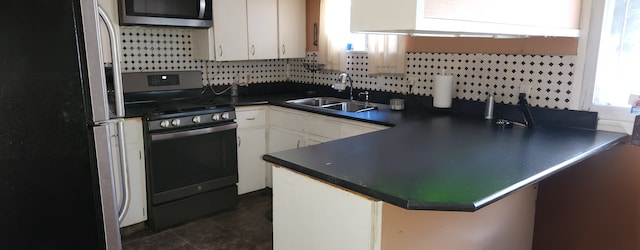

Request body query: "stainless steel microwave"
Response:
[119, 0, 212, 28]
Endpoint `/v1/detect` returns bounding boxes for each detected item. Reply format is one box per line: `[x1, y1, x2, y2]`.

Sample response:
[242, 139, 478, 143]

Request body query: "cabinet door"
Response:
[269, 107, 306, 133]
[237, 128, 267, 195]
[212, 0, 249, 61]
[267, 127, 305, 187]
[247, 0, 279, 60]
[268, 127, 305, 152]
[277, 0, 306, 58]
[305, 113, 340, 139]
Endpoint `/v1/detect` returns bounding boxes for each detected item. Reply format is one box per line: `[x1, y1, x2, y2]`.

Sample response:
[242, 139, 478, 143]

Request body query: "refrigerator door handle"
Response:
[115, 119, 131, 223]
[98, 6, 130, 224]
[98, 7, 125, 117]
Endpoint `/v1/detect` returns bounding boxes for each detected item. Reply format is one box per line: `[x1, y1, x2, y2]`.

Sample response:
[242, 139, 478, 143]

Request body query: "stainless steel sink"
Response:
[321, 101, 377, 112]
[286, 97, 345, 107]
[286, 97, 380, 113]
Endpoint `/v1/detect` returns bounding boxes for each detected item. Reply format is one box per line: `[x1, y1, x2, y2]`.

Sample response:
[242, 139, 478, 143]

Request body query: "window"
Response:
[582, 0, 640, 131]
[347, 33, 367, 52]
[318, 0, 405, 74]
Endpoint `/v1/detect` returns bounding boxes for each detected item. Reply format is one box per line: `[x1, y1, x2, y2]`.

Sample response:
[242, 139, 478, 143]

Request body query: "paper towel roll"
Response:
[433, 74, 454, 108]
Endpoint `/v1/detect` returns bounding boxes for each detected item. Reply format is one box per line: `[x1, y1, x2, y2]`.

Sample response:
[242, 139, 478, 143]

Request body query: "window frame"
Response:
[577, 0, 636, 133]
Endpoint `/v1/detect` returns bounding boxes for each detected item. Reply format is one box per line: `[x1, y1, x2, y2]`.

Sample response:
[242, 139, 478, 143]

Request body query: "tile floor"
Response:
[121, 189, 273, 250]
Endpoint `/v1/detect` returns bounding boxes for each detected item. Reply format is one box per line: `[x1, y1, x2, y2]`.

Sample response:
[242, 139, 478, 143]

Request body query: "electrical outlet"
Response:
[519, 83, 533, 96]
[286, 64, 291, 80]
[407, 76, 418, 94]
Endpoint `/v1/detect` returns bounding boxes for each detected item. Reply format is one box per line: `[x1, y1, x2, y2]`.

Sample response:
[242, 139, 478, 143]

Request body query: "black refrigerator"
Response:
[1, 0, 123, 249]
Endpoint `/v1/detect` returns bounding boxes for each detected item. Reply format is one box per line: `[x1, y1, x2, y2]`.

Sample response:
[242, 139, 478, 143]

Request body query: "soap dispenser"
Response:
[484, 93, 494, 120]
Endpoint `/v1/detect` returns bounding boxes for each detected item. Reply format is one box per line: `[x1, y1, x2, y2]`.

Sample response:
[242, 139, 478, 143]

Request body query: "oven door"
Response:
[147, 122, 238, 205]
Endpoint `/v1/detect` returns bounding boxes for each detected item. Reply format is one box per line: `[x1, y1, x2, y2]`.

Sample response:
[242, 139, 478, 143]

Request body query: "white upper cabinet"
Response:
[351, 0, 582, 37]
[210, 0, 250, 61]
[247, 0, 279, 60]
[194, 0, 305, 61]
[277, 0, 306, 59]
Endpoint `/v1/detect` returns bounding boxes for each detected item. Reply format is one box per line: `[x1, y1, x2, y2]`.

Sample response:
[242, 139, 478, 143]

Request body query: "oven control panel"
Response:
[148, 109, 236, 132]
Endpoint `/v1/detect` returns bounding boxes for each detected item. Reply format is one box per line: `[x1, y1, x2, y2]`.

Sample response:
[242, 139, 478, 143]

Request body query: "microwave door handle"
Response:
[98, 7, 125, 118]
[198, 0, 206, 19]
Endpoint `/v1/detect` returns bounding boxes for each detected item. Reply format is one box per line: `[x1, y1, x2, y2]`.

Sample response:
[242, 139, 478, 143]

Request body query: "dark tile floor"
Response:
[121, 190, 273, 250]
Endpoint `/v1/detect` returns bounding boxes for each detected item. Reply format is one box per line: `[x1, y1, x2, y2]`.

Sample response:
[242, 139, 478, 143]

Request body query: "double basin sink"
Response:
[286, 97, 381, 113]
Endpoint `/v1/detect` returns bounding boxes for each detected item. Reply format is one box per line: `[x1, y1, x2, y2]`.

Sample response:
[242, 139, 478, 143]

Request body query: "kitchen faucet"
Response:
[333, 72, 354, 100]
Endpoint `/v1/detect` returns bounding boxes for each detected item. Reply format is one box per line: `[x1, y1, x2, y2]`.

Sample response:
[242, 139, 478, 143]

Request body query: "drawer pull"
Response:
[246, 118, 256, 121]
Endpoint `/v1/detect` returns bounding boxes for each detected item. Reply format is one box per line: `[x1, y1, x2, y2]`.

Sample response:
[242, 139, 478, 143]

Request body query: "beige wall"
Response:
[305, 0, 578, 55]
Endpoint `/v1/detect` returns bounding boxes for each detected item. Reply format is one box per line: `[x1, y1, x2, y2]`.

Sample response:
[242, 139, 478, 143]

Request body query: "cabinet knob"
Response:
[218, 45, 223, 57]
[282, 44, 286, 55]
[251, 45, 255, 56]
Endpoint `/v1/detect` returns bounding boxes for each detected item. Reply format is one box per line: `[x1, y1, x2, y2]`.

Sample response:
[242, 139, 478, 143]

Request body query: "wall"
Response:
[532, 143, 640, 250]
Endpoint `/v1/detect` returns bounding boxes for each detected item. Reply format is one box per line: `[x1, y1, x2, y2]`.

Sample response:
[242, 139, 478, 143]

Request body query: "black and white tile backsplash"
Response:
[120, 27, 576, 110]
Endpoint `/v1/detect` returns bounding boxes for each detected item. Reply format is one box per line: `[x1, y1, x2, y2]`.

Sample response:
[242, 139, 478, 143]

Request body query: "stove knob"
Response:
[212, 113, 221, 121]
[171, 119, 181, 127]
[192, 116, 201, 124]
[160, 120, 171, 128]
[221, 112, 230, 120]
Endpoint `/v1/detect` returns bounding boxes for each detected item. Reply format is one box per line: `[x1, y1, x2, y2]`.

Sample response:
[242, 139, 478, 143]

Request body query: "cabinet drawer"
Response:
[340, 121, 389, 138]
[236, 107, 266, 128]
[305, 115, 340, 139]
[269, 107, 306, 132]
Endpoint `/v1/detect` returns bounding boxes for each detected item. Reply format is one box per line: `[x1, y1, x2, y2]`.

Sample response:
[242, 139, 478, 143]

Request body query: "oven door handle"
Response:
[151, 123, 238, 141]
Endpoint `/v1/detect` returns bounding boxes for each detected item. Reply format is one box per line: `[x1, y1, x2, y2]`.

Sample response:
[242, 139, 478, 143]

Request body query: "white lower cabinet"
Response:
[236, 106, 387, 189]
[237, 128, 267, 194]
[236, 106, 268, 194]
[268, 126, 306, 152]
[265, 106, 390, 187]
[112, 118, 147, 228]
[266, 126, 305, 187]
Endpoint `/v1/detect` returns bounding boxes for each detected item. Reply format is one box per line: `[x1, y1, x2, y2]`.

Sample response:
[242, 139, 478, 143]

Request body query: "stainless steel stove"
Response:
[123, 71, 238, 231]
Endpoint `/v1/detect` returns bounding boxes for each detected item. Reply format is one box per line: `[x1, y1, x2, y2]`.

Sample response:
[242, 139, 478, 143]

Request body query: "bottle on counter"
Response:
[484, 93, 494, 120]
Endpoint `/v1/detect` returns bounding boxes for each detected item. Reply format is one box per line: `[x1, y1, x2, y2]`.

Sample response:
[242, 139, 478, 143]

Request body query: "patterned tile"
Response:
[117, 26, 577, 110]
